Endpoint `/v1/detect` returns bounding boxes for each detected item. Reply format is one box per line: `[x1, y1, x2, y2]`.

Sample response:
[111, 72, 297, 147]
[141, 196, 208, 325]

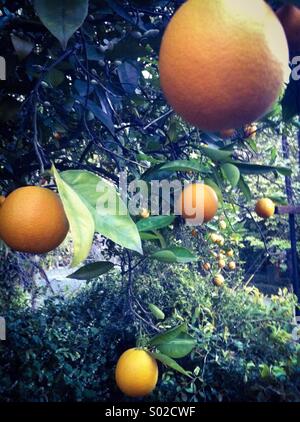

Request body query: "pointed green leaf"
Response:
[198, 145, 232, 162]
[151, 352, 192, 377]
[159, 160, 206, 173]
[149, 324, 187, 346]
[52, 165, 95, 267]
[238, 176, 252, 201]
[232, 162, 291, 176]
[137, 215, 175, 232]
[221, 163, 240, 188]
[67, 261, 114, 280]
[157, 333, 196, 359]
[34, 0, 88, 50]
[151, 247, 197, 264]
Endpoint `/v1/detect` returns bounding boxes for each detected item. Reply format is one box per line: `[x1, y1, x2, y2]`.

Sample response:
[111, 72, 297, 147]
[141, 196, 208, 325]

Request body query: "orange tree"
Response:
[0, 0, 300, 393]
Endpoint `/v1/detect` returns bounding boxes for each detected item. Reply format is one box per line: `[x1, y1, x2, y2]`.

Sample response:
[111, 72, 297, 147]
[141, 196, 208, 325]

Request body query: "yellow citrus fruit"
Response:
[228, 261, 236, 271]
[210, 233, 220, 243]
[0, 186, 69, 254]
[213, 274, 225, 287]
[219, 220, 227, 230]
[216, 235, 225, 246]
[140, 208, 150, 219]
[203, 262, 211, 271]
[0, 195, 5, 207]
[219, 129, 236, 139]
[115, 349, 158, 397]
[226, 249, 234, 258]
[218, 253, 225, 260]
[244, 123, 257, 140]
[177, 183, 218, 224]
[218, 259, 226, 269]
[159, 0, 289, 132]
[255, 198, 275, 219]
[277, 4, 300, 52]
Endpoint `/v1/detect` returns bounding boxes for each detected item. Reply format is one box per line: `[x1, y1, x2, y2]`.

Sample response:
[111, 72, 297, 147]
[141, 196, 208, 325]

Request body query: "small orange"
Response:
[218, 259, 226, 269]
[115, 349, 158, 397]
[177, 183, 218, 224]
[228, 261, 236, 271]
[255, 198, 275, 219]
[0, 186, 69, 254]
[226, 249, 234, 258]
[203, 262, 211, 271]
[213, 274, 225, 287]
[210, 233, 220, 243]
[219, 220, 227, 230]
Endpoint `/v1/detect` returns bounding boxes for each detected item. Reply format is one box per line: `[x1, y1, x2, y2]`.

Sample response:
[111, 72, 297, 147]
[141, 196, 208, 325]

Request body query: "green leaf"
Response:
[149, 324, 187, 346]
[221, 163, 240, 188]
[148, 304, 165, 320]
[159, 160, 206, 174]
[137, 215, 175, 232]
[233, 162, 291, 177]
[151, 247, 197, 264]
[10, 34, 34, 60]
[44, 68, 65, 87]
[52, 165, 95, 267]
[60, 170, 142, 254]
[34, 0, 89, 50]
[151, 352, 192, 378]
[157, 333, 196, 359]
[198, 145, 232, 162]
[67, 261, 114, 280]
[238, 176, 252, 201]
[140, 232, 160, 241]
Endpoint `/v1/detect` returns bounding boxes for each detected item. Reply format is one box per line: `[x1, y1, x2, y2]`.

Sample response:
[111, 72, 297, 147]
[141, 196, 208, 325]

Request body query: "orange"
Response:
[277, 4, 300, 52]
[210, 233, 220, 243]
[255, 198, 275, 219]
[115, 349, 158, 397]
[213, 274, 225, 287]
[177, 183, 218, 224]
[226, 249, 234, 258]
[0, 186, 69, 253]
[203, 262, 211, 271]
[219, 129, 236, 139]
[159, 0, 289, 132]
[0, 195, 5, 207]
[218, 259, 226, 269]
[228, 261, 236, 271]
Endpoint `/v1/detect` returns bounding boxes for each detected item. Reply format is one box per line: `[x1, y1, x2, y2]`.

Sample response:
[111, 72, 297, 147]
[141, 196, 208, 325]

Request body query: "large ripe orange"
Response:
[255, 198, 275, 219]
[159, 0, 289, 131]
[115, 349, 158, 397]
[0, 186, 69, 254]
[177, 183, 218, 224]
[277, 4, 300, 52]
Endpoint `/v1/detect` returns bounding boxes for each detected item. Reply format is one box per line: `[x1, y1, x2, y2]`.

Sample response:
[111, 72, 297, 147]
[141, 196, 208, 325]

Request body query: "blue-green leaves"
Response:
[34, 0, 89, 50]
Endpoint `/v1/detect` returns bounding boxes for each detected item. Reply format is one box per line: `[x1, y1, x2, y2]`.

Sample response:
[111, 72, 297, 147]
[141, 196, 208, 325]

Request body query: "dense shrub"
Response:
[0, 262, 299, 402]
